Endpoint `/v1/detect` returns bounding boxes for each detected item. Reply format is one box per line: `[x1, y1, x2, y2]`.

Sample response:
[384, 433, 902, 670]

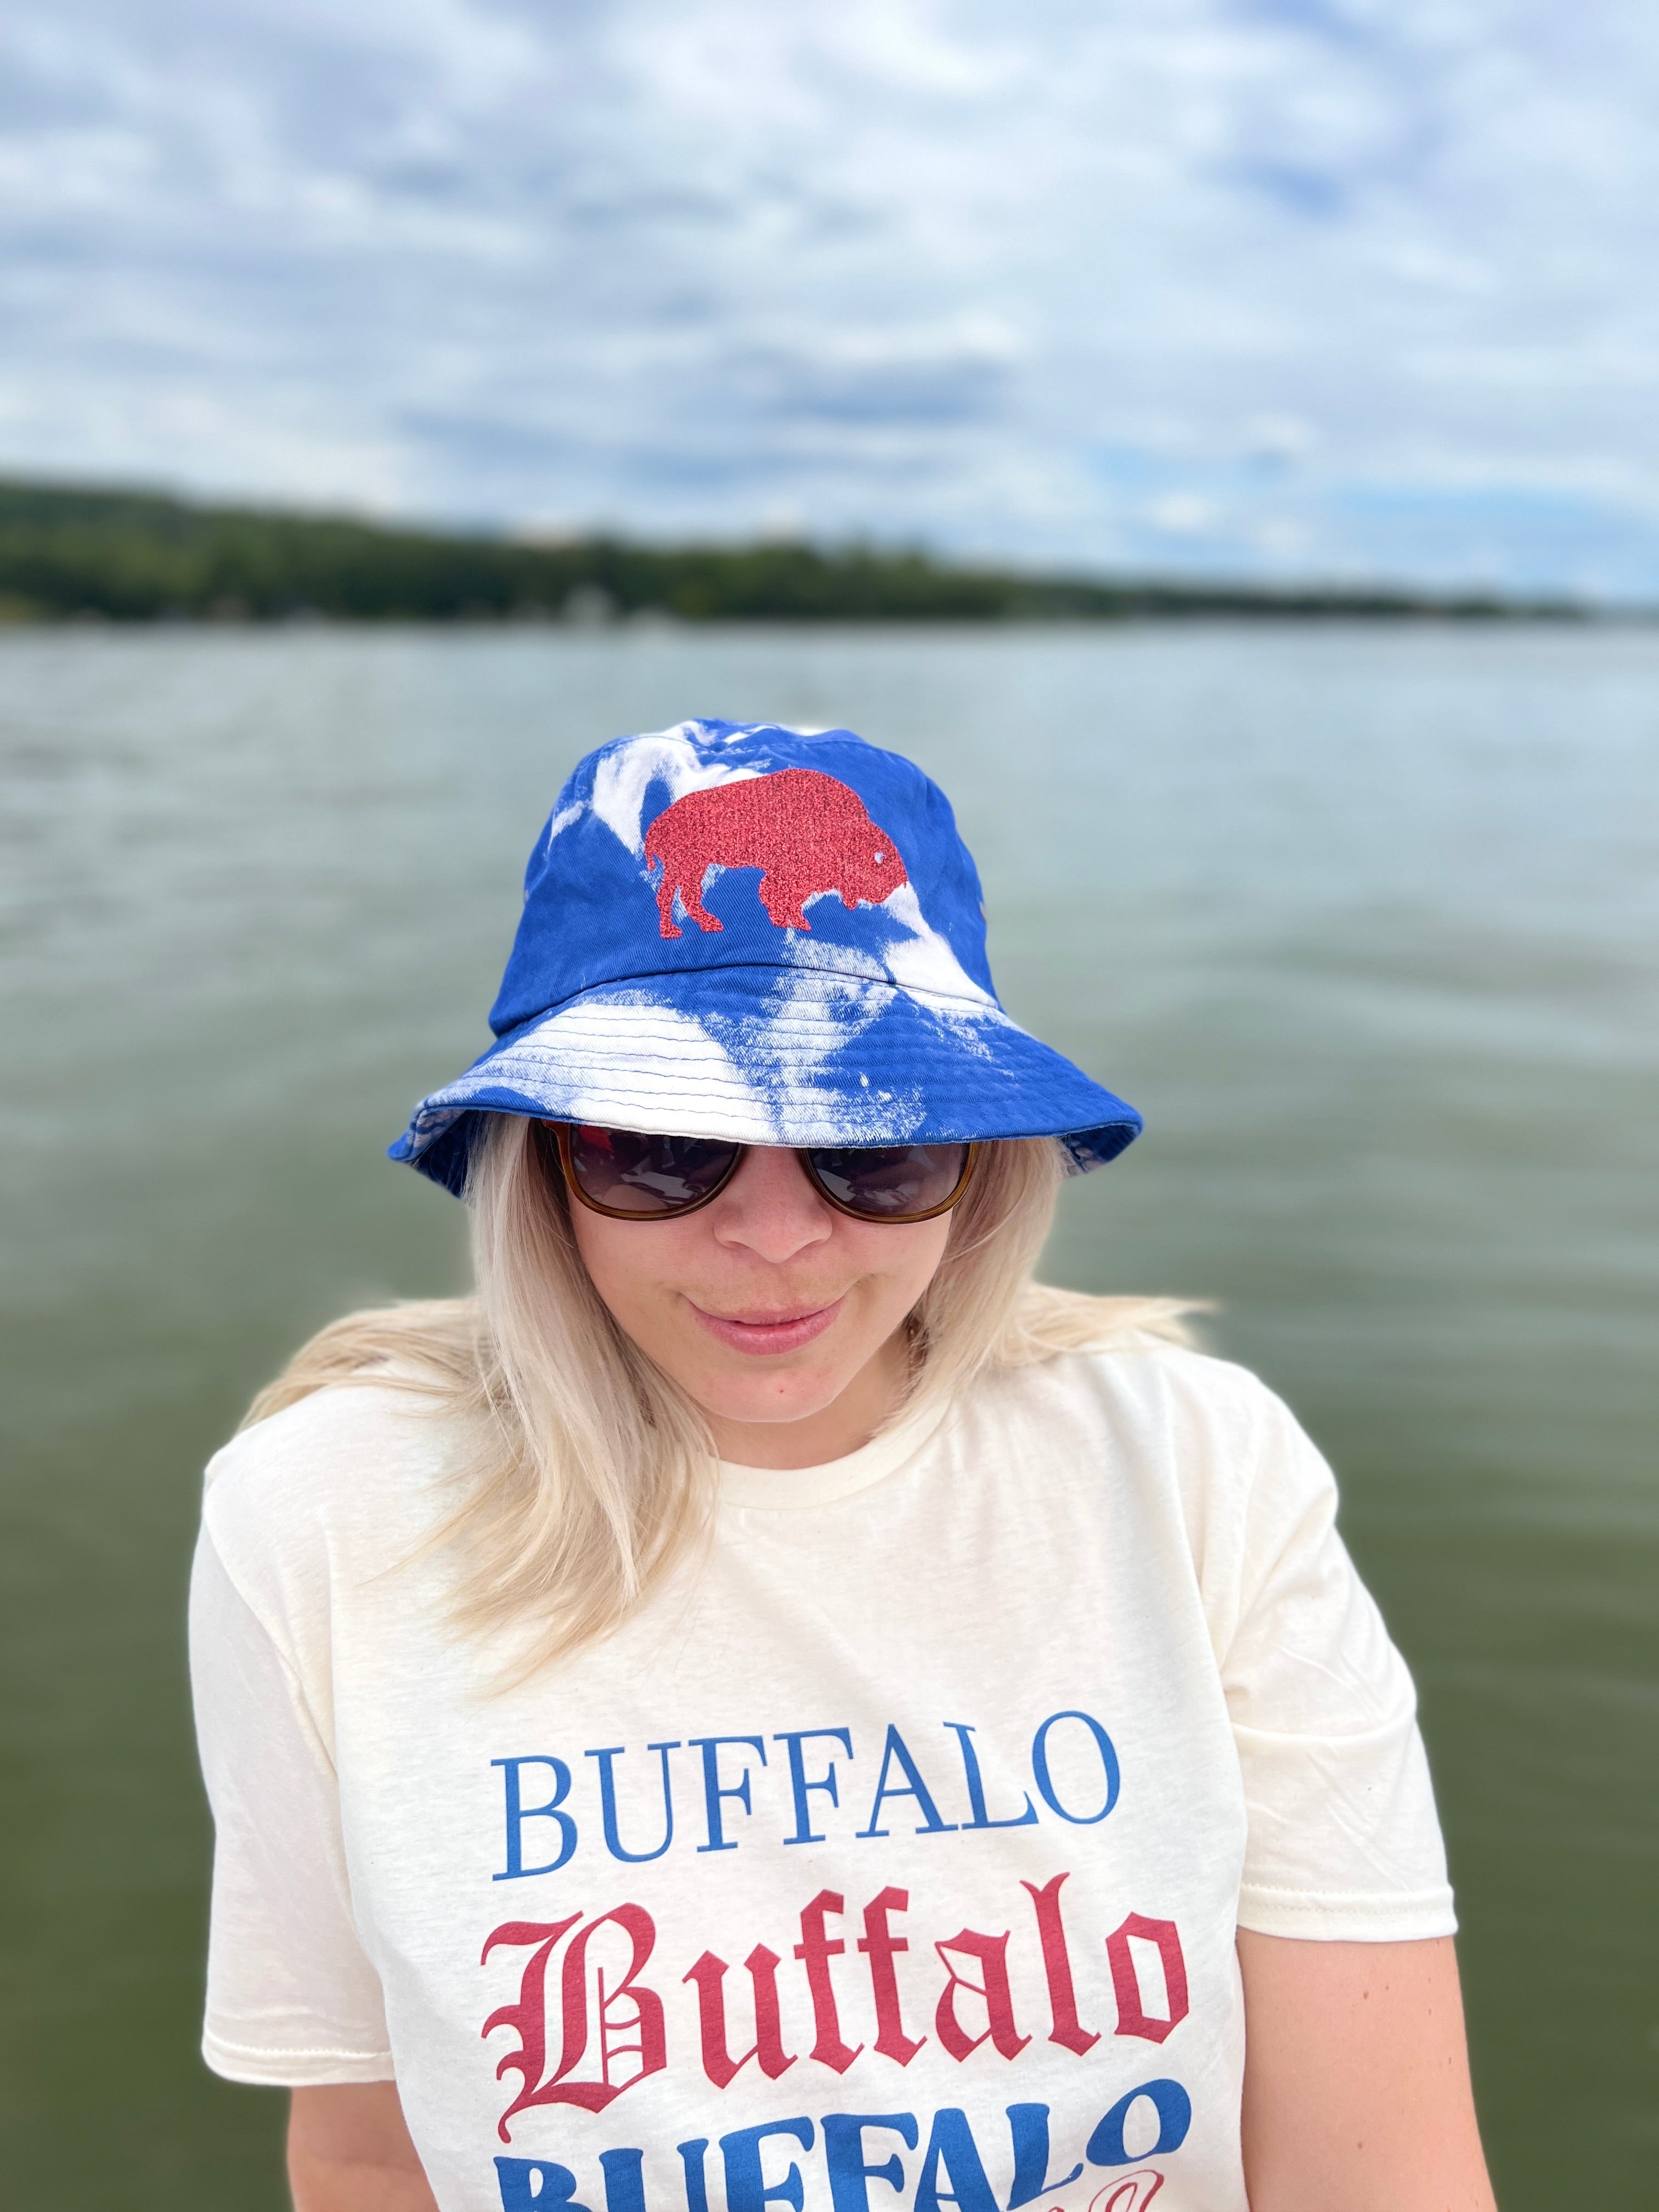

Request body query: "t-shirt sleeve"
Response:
[1221, 1381, 1457, 1942]
[189, 1523, 394, 2084]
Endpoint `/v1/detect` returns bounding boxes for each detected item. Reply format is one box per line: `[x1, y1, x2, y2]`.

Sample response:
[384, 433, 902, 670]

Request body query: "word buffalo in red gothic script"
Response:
[644, 770, 909, 938]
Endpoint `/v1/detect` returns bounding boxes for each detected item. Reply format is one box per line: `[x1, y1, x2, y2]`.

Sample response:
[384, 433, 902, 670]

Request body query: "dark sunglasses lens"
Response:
[808, 1143, 970, 1219]
[566, 1125, 740, 1215]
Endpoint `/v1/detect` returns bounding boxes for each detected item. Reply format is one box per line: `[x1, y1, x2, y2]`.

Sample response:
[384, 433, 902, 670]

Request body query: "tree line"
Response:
[0, 477, 1590, 624]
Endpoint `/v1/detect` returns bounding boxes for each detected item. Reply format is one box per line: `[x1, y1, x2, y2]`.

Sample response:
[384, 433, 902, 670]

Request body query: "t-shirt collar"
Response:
[716, 1392, 951, 1510]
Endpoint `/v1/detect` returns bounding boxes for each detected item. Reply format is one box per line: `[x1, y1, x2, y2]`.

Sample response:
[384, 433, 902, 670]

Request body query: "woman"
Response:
[191, 718, 1497, 2212]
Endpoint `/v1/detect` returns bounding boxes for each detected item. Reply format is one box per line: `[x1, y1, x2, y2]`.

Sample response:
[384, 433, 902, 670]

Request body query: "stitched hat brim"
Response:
[389, 964, 1141, 1198]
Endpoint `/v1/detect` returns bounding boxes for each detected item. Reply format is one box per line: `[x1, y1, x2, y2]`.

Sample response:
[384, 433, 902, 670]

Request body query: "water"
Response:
[2, 624, 1655, 2208]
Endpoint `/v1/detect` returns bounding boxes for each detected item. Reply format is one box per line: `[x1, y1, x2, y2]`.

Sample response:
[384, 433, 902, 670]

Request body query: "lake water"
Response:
[2, 623, 1655, 2209]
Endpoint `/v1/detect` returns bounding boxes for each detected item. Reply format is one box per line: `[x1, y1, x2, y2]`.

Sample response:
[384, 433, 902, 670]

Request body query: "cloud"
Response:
[1147, 493, 1223, 539]
[1, 0, 1656, 590]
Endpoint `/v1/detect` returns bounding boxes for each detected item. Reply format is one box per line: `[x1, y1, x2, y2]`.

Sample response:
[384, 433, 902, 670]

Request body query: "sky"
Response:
[2, 0, 1657, 594]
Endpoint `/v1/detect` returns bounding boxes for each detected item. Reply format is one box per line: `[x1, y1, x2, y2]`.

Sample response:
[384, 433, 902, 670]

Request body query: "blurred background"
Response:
[1, 6, 1656, 2209]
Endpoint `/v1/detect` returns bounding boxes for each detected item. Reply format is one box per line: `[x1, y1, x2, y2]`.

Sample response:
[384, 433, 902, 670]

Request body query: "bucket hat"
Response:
[390, 719, 1141, 1197]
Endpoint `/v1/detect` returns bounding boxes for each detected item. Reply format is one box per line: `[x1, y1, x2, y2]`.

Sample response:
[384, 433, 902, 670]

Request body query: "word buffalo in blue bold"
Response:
[494, 2090, 1192, 2211]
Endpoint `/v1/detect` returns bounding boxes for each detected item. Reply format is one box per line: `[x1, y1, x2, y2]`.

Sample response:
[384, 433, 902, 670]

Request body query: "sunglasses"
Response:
[549, 1122, 978, 1224]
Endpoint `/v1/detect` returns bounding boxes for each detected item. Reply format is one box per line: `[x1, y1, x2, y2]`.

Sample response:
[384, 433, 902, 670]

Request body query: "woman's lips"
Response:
[688, 1296, 844, 1356]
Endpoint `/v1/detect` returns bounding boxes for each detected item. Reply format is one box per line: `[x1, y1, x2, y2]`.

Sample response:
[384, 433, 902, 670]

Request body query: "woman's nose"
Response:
[709, 1147, 834, 1262]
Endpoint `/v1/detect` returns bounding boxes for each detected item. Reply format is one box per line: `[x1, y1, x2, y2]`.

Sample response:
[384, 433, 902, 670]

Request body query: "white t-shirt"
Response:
[190, 1341, 1453, 2212]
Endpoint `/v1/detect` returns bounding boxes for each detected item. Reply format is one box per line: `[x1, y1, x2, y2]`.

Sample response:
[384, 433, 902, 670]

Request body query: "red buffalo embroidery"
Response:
[643, 768, 908, 938]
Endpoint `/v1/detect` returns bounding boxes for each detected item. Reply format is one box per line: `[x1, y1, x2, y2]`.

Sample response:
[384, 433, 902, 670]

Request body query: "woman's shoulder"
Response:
[199, 1375, 477, 1607]
[984, 1328, 1282, 1444]
[968, 1329, 1318, 1536]
[966, 1335, 1336, 1611]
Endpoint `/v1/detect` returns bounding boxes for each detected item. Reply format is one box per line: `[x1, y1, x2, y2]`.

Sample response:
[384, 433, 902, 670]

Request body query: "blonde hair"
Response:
[244, 1119, 1194, 1677]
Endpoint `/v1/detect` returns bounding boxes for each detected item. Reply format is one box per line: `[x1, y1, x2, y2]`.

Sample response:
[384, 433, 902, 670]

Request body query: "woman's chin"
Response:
[692, 1369, 851, 1437]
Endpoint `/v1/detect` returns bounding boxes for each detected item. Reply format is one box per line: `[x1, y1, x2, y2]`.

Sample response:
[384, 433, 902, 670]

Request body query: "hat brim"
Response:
[389, 966, 1141, 1198]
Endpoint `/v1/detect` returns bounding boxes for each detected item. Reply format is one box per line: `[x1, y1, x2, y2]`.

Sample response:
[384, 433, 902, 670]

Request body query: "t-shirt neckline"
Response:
[716, 1393, 949, 1510]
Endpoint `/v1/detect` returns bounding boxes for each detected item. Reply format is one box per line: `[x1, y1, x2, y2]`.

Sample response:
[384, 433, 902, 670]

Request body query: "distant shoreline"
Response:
[0, 476, 1633, 627]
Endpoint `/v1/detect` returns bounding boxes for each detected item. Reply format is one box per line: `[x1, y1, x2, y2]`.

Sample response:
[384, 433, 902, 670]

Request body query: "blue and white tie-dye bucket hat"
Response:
[390, 719, 1142, 1197]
